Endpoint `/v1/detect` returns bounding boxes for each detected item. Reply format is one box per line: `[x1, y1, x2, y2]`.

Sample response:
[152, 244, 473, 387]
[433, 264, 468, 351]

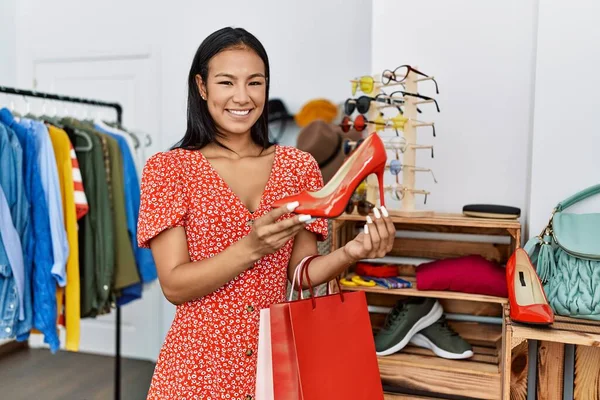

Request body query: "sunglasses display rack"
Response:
[355, 66, 438, 218]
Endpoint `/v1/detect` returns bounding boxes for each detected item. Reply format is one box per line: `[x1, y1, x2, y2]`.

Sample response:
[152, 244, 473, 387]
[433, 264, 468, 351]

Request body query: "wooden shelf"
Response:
[378, 352, 502, 399]
[384, 393, 444, 400]
[337, 212, 521, 230]
[331, 208, 521, 399]
[341, 275, 508, 305]
[510, 315, 600, 347]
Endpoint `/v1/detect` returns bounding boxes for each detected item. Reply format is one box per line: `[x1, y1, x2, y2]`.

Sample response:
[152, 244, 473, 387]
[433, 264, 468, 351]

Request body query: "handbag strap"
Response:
[556, 183, 600, 212]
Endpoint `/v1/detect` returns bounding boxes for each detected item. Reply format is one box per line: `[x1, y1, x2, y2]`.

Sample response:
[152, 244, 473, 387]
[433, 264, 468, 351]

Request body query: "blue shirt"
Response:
[0, 110, 59, 352]
[0, 187, 24, 320]
[0, 123, 27, 320]
[21, 118, 68, 287]
[0, 121, 32, 341]
[94, 124, 157, 305]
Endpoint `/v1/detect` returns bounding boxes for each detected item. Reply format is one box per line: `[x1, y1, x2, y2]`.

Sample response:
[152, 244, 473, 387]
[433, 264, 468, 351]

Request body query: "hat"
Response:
[296, 120, 363, 184]
[294, 99, 338, 128]
[268, 99, 294, 122]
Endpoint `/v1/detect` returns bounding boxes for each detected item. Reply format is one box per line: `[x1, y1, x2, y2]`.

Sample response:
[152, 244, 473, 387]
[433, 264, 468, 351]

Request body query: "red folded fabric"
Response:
[415, 255, 508, 298]
[355, 262, 398, 278]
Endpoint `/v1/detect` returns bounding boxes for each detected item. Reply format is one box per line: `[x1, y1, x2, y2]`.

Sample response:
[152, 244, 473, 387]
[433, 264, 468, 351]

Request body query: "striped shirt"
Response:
[70, 144, 89, 220]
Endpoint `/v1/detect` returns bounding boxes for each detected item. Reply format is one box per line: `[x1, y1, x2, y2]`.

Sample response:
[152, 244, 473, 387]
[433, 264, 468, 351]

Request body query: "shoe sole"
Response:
[409, 333, 474, 359]
[376, 301, 443, 356]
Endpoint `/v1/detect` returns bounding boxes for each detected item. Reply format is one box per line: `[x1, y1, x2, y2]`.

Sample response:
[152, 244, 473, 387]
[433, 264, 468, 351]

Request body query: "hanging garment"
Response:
[95, 123, 157, 284]
[63, 119, 114, 317]
[0, 121, 34, 344]
[0, 122, 27, 322]
[102, 133, 141, 292]
[70, 144, 89, 220]
[20, 119, 69, 287]
[1, 110, 57, 350]
[102, 121, 147, 175]
[48, 124, 81, 351]
[0, 186, 25, 338]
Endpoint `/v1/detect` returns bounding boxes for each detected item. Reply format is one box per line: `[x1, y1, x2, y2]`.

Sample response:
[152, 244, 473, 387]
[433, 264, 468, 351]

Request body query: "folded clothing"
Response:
[355, 262, 398, 277]
[416, 255, 508, 298]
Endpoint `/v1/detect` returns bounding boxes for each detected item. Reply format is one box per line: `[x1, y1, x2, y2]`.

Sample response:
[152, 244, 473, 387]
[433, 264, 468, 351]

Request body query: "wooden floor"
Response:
[0, 347, 155, 400]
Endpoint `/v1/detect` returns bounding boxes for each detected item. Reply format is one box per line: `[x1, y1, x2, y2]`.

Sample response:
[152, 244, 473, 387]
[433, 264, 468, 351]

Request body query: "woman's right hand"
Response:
[243, 201, 313, 262]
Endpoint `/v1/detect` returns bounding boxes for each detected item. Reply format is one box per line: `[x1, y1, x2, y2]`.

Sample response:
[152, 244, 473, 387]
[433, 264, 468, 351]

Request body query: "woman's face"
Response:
[197, 47, 267, 138]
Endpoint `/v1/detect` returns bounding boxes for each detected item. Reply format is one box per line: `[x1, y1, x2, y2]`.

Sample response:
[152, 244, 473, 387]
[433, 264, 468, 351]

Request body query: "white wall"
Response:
[0, 0, 17, 86]
[528, 0, 600, 237]
[372, 0, 539, 217]
[13, 0, 372, 150]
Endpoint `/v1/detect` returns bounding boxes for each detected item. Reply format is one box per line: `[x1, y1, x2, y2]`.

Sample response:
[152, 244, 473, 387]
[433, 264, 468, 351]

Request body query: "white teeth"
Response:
[228, 109, 251, 116]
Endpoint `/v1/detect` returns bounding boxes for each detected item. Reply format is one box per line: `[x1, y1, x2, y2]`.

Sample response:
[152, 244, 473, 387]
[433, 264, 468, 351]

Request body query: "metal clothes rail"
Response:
[0, 86, 124, 400]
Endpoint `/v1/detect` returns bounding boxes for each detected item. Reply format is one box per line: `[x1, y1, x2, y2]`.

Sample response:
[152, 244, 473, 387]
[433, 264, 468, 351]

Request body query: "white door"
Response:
[32, 54, 164, 361]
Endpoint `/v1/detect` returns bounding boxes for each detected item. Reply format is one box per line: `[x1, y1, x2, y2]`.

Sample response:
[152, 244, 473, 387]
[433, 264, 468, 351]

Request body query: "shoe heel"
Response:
[375, 164, 386, 208]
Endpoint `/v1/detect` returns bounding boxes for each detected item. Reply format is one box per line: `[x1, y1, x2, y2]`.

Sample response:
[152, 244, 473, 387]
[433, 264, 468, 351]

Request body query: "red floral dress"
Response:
[137, 145, 328, 400]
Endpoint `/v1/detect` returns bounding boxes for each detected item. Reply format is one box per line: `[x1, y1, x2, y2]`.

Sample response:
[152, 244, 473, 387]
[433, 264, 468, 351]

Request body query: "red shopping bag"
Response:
[269, 256, 383, 400]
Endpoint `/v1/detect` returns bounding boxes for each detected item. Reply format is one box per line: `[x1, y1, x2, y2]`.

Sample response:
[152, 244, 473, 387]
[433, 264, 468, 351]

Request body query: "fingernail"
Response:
[381, 206, 389, 217]
[364, 224, 369, 234]
[287, 201, 300, 212]
[366, 216, 373, 224]
[298, 214, 312, 222]
[373, 208, 381, 219]
[304, 218, 317, 224]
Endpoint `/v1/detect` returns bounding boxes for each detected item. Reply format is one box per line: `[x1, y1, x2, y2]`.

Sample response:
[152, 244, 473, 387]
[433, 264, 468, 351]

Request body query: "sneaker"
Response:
[375, 298, 443, 356]
[409, 316, 474, 359]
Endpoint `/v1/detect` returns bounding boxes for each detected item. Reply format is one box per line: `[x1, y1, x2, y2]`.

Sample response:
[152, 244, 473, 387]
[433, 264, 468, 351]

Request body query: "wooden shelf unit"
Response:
[507, 314, 600, 399]
[330, 212, 521, 400]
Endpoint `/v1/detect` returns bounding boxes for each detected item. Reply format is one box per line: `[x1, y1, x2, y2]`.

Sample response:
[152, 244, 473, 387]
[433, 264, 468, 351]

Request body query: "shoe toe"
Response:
[511, 304, 554, 325]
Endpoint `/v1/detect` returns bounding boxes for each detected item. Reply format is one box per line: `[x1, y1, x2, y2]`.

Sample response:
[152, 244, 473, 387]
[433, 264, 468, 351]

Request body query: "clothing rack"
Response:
[0, 85, 124, 400]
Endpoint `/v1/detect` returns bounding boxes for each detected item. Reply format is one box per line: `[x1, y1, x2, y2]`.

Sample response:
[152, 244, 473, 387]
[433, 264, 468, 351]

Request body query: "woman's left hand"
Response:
[342, 206, 396, 262]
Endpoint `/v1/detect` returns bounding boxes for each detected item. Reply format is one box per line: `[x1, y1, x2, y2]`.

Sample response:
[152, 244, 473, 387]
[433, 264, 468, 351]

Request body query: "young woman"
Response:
[137, 27, 395, 399]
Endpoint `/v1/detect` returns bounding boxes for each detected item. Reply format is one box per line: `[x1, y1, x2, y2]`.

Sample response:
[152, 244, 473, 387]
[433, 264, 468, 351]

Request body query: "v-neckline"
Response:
[199, 145, 279, 215]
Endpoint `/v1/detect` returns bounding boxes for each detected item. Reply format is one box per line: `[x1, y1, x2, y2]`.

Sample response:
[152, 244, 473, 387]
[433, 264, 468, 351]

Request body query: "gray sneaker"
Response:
[409, 316, 474, 359]
[375, 298, 443, 356]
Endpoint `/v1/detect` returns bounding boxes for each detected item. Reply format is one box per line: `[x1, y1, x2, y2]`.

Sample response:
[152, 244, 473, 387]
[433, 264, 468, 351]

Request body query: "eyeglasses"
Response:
[382, 65, 439, 94]
[372, 93, 423, 114]
[387, 160, 438, 183]
[389, 184, 430, 203]
[367, 183, 430, 204]
[389, 90, 440, 113]
[385, 136, 434, 158]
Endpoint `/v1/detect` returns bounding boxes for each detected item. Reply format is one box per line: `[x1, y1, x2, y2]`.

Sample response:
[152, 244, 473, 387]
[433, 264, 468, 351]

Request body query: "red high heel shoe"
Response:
[273, 132, 387, 218]
[506, 248, 554, 325]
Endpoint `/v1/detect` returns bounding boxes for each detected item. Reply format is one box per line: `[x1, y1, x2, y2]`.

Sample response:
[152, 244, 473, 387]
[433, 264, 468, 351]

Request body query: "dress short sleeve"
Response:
[137, 152, 187, 249]
[302, 154, 329, 242]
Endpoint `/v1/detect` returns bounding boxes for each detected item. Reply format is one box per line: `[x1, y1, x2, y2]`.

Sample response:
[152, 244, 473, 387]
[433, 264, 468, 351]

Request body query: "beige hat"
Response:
[296, 120, 363, 184]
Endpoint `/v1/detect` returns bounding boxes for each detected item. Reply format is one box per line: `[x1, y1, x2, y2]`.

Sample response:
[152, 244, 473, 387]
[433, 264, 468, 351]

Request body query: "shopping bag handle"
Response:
[300, 256, 345, 308]
[289, 255, 318, 301]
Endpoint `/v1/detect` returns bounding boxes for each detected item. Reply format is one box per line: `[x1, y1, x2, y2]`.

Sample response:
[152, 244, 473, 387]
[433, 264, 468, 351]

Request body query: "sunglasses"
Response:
[382, 65, 439, 94]
[345, 191, 375, 216]
[344, 96, 420, 117]
[350, 75, 404, 96]
[389, 90, 441, 113]
[344, 96, 378, 115]
[387, 160, 438, 183]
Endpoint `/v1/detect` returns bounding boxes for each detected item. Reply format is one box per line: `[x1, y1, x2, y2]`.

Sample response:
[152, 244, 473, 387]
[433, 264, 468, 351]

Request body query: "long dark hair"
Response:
[173, 27, 271, 151]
